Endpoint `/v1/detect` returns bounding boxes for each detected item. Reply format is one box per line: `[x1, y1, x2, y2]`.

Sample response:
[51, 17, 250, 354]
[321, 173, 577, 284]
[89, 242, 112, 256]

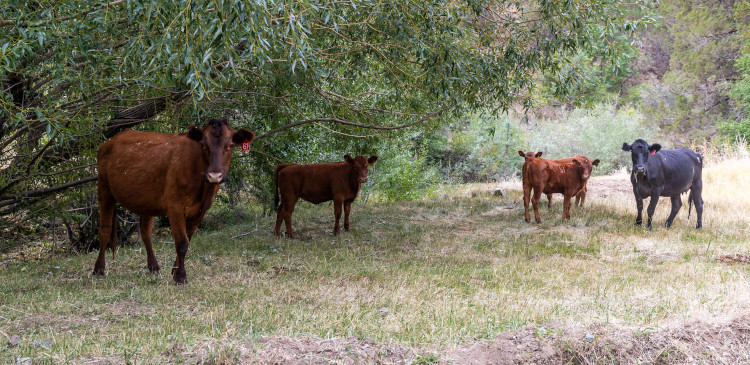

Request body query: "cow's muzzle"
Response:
[634, 166, 645, 175]
[205, 172, 225, 184]
[359, 177, 368, 183]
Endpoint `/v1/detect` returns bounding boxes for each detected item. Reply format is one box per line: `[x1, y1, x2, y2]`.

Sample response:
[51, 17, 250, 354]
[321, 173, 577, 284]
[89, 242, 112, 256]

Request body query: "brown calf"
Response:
[518, 151, 597, 223]
[545, 156, 600, 208]
[93, 118, 254, 284]
[274, 155, 378, 238]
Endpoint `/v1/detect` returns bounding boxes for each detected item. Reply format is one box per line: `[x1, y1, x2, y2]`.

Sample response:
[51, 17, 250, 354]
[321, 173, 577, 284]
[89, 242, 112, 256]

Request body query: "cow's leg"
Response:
[523, 184, 532, 222]
[274, 202, 285, 238]
[343, 200, 352, 231]
[546, 193, 552, 209]
[576, 186, 586, 207]
[692, 181, 704, 229]
[562, 193, 572, 220]
[665, 196, 682, 228]
[167, 214, 189, 285]
[140, 216, 159, 273]
[282, 197, 298, 239]
[634, 194, 643, 226]
[646, 191, 662, 230]
[93, 188, 115, 276]
[531, 186, 542, 223]
[333, 197, 344, 235]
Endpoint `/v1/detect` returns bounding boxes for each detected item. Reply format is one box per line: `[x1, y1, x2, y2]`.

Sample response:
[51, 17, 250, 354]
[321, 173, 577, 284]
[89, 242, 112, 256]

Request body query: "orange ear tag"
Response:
[241, 140, 250, 151]
[368, 162, 374, 167]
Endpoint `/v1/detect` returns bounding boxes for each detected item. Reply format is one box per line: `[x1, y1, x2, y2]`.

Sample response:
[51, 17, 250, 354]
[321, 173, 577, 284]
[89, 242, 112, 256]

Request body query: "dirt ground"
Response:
[168, 314, 750, 364]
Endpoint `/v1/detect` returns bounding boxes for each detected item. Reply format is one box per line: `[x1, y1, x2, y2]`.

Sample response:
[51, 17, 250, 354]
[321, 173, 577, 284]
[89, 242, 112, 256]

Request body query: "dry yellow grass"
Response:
[1, 158, 750, 363]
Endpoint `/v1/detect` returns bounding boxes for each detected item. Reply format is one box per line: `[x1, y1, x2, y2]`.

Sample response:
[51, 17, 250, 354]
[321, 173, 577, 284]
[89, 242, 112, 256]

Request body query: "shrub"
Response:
[526, 103, 656, 175]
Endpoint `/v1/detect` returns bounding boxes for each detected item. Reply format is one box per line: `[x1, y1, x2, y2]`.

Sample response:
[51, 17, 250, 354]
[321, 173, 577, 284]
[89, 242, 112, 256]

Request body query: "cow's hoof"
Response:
[148, 265, 160, 273]
[92, 267, 105, 276]
[696, 224, 702, 229]
[665, 221, 673, 228]
[173, 272, 187, 285]
[634, 221, 642, 226]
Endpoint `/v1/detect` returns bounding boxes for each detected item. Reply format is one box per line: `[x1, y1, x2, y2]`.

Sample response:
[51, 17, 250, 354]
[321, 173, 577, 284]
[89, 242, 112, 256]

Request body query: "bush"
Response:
[367, 148, 439, 201]
[525, 103, 657, 175]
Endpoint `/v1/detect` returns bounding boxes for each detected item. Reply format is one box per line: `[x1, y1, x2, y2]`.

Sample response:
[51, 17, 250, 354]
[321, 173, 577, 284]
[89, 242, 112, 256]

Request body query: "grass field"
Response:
[1, 159, 750, 363]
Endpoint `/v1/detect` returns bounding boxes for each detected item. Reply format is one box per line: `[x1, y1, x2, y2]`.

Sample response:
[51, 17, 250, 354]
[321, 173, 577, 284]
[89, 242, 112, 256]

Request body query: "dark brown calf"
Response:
[93, 118, 254, 284]
[274, 155, 378, 238]
[544, 156, 600, 208]
[518, 151, 597, 223]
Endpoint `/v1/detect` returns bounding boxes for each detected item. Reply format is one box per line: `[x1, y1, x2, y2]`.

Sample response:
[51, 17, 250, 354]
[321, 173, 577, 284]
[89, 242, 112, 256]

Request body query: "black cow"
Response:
[622, 139, 703, 229]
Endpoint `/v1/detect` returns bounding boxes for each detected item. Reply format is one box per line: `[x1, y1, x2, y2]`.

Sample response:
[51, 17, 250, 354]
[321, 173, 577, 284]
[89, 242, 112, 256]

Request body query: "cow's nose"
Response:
[635, 166, 645, 173]
[360, 177, 368, 183]
[207, 172, 224, 183]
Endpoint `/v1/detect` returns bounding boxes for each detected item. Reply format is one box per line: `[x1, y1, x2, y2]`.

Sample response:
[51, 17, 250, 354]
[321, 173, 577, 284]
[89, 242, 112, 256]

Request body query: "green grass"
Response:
[2, 159, 750, 363]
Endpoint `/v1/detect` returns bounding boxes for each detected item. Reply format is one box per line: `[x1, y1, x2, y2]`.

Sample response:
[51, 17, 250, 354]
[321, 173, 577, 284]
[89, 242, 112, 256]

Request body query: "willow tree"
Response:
[0, 0, 653, 242]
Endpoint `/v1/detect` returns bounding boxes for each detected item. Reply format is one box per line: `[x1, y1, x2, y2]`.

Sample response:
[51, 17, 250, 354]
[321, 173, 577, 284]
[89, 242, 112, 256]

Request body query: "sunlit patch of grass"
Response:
[2, 159, 750, 363]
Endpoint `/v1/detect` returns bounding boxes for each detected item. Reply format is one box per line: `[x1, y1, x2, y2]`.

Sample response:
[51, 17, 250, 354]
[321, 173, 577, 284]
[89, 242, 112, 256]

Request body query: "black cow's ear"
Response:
[188, 125, 203, 142]
[344, 154, 354, 164]
[592, 159, 600, 166]
[535, 152, 543, 158]
[649, 144, 662, 153]
[232, 128, 255, 145]
[518, 150, 525, 157]
[368, 155, 378, 166]
[622, 143, 632, 152]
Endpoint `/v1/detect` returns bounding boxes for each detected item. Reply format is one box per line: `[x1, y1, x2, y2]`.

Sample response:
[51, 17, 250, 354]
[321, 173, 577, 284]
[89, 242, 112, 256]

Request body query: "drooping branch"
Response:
[0, 176, 98, 211]
[254, 107, 449, 140]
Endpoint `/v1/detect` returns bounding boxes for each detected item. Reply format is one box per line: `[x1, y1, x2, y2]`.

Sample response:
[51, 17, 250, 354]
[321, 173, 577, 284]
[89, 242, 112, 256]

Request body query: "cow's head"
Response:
[345, 154, 378, 183]
[188, 117, 255, 184]
[572, 158, 600, 181]
[622, 139, 660, 177]
[518, 151, 543, 162]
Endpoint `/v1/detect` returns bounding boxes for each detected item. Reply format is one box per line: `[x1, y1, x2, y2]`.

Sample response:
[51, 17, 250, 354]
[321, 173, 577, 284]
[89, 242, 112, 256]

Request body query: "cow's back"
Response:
[278, 162, 355, 204]
[647, 148, 702, 195]
[98, 129, 203, 216]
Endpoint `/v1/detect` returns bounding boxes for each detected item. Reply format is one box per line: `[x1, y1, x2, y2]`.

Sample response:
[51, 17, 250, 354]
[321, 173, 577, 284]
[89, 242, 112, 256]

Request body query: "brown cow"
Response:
[274, 155, 378, 238]
[518, 151, 597, 223]
[545, 156, 600, 208]
[93, 118, 254, 284]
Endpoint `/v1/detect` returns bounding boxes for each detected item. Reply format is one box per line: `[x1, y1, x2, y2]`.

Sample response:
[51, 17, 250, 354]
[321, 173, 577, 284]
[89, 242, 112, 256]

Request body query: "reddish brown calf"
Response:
[274, 155, 378, 238]
[518, 151, 597, 223]
[545, 156, 600, 208]
[93, 118, 254, 284]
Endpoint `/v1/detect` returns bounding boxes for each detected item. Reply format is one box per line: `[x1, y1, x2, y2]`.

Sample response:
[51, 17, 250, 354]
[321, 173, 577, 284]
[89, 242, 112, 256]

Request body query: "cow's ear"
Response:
[592, 159, 601, 166]
[368, 155, 378, 166]
[232, 128, 255, 145]
[649, 144, 662, 153]
[535, 152, 543, 158]
[518, 150, 525, 157]
[572, 158, 582, 166]
[622, 143, 632, 152]
[188, 125, 203, 142]
[344, 154, 354, 164]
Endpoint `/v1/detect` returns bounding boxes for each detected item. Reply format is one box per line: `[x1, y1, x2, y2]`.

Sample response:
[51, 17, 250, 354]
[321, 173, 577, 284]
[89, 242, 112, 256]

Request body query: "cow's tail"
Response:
[274, 165, 285, 212]
[688, 193, 693, 220]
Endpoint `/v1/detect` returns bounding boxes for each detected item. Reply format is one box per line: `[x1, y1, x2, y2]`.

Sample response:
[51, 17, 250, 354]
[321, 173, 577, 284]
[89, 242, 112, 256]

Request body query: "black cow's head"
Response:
[622, 139, 660, 177]
[188, 117, 255, 184]
[345, 154, 378, 183]
[518, 150, 543, 162]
